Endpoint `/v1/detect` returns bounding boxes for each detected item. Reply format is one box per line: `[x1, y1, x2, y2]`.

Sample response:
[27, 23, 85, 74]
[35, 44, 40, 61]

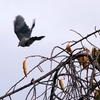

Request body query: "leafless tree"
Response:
[1, 29, 100, 100]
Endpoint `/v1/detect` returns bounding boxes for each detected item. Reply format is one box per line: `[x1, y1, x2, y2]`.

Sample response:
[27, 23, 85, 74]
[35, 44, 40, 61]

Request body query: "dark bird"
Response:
[14, 15, 45, 47]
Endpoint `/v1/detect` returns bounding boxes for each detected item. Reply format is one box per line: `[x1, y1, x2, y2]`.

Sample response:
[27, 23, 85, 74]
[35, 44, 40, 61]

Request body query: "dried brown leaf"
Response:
[59, 79, 65, 93]
[66, 43, 72, 53]
[23, 59, 27, 77]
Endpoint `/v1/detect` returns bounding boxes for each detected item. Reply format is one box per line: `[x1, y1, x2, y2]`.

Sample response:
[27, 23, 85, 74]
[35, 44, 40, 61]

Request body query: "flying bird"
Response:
[14, 15, 45, 47]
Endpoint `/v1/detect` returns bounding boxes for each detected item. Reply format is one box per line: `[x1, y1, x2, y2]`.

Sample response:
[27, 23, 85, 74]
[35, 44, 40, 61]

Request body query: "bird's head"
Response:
[18, 43, 20, 47]
[18, 40, 24, 47]
[18, 38, 29, 47]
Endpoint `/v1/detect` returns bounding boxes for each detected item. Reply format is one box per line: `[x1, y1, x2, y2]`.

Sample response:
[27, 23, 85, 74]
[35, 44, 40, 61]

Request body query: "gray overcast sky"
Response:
[1, 0, 100, 100]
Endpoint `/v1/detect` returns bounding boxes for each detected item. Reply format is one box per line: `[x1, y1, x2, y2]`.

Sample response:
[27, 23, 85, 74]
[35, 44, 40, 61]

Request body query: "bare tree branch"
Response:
[1, 30, 100, 100]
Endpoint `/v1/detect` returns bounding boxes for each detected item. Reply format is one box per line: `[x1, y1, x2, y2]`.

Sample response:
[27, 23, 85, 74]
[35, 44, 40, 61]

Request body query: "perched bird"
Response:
[14, 15, 45, 47]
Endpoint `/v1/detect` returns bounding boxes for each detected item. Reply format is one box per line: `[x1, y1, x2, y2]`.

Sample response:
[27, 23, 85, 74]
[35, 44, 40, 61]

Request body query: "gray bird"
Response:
[14, 15, 45, 47]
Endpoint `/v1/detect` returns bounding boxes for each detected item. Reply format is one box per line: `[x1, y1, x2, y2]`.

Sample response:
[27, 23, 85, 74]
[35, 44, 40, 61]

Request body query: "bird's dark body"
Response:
[14, 15, 45, 47]
[25, 36, 45, 47]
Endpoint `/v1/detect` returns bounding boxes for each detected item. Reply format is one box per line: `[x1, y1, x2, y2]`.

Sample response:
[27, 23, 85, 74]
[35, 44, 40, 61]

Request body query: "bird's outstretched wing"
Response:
[30, 19, 35, 32]
[14, 15, 33, 40]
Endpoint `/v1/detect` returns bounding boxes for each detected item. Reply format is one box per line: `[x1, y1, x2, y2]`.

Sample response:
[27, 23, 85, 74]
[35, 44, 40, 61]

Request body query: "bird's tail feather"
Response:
[26, 36, 45, 46]
[31, 36, 45, 41]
